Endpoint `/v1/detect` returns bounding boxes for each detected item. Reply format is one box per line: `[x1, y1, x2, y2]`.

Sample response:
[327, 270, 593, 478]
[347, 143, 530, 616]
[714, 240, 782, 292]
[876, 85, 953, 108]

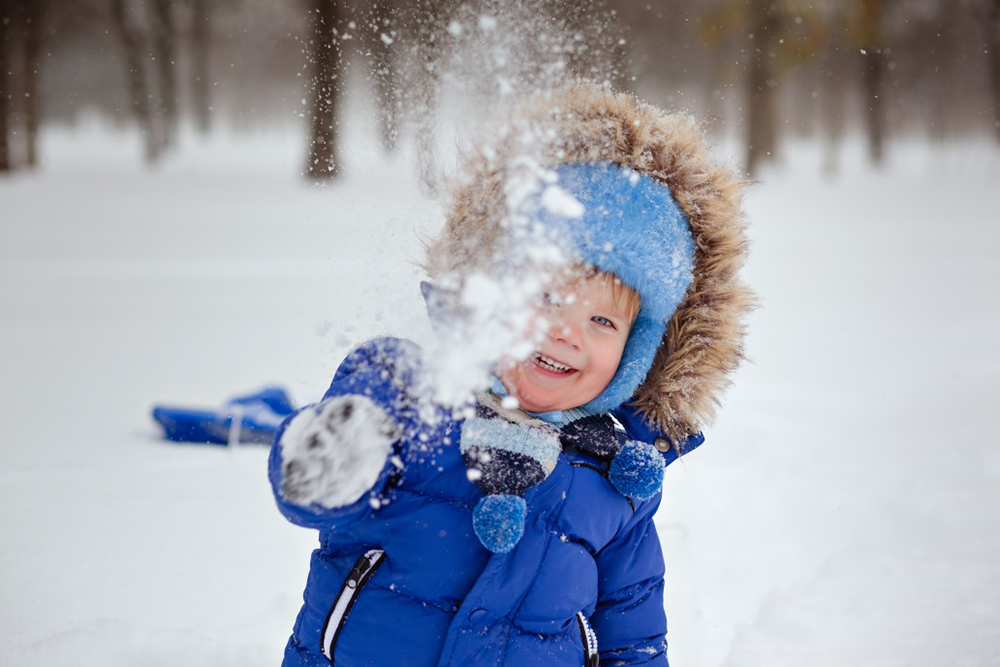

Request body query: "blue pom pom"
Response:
[472, 494, 527, 554]
[609, 441, 665, 500]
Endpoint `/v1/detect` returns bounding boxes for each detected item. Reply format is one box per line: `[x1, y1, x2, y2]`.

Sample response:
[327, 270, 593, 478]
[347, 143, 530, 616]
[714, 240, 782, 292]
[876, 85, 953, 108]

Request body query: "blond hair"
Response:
[583, 267, 641, 325]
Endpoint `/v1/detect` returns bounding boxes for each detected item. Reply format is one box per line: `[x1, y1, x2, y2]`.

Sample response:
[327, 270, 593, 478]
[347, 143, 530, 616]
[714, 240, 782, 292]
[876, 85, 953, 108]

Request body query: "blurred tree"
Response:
[358, 0, 400, 153]
[918, 0, 957, 142]
[21, 0, 43, 167]
[408, 0, 451, 193]
[699, 1, 741, 125]
[745, 0, 781, 176]
[558, 0, 630, 89]
[777, 4, 825, 138]
[0, 0, 11, 172]
[818, 0, 850, 175]
[699, 0, 822, 174]
[112, 0, 162, 161]
[991, 0, 1000, 141]
[150, 0, 178, 146]
[189, 0, 212, 133]
[858, 0, 884, 164]
[0, 0, 45, 172]
[607, 6, 632, 93]
[306, 0, 345, 179]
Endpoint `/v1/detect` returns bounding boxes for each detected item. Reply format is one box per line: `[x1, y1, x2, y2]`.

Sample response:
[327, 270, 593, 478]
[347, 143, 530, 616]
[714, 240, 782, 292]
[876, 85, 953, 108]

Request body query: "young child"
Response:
[269, 81, 751, 667]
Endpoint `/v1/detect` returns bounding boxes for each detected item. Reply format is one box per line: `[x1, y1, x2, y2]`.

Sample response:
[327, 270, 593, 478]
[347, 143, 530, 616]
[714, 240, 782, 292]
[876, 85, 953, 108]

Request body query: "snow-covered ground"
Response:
[2, 116, 998, 666]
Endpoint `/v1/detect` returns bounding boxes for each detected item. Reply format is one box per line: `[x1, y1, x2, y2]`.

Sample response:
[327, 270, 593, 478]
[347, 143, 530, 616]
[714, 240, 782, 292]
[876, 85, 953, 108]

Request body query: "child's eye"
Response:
[592, 316, 615, 329]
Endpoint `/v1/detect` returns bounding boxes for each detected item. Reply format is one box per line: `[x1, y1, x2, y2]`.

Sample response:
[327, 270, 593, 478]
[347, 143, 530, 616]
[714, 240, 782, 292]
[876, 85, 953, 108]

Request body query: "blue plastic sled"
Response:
[152, 386, 295, 446]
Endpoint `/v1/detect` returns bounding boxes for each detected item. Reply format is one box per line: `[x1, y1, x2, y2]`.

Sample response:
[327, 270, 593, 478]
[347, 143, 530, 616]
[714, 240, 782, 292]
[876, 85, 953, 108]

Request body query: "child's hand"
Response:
[278, 395, 401, 509]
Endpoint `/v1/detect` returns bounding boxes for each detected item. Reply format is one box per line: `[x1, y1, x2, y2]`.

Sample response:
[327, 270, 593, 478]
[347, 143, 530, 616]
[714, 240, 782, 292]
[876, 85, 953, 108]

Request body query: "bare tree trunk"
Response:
[150, 0, 177, 146]
[704, 33, 730, 128]
[860, 0, 885, 165]
[745, 0, 780, 176]
[926, 4, 957, 143]
[370, 0, 399, 153]
[0, 0, 12, 172]
[190, 0, 211, 134]
[112, 0, 161, 162]
[411, 0, 446, 193]
[22, 0, 42, 167]
[990, 0, 1000, 141]
[306, 0, 344, 179]
[609, 23, 631, 93]
[820, 7, 848, 176]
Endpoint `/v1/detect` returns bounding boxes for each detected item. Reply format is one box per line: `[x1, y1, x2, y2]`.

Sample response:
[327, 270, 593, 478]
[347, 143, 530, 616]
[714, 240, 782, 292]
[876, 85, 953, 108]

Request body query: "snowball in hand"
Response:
[279, 395, 400, 509]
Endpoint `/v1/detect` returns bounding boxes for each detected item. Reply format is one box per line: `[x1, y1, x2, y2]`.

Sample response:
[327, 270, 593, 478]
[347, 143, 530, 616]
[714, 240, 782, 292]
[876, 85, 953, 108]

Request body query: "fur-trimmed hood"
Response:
[425, 81, 753, 445]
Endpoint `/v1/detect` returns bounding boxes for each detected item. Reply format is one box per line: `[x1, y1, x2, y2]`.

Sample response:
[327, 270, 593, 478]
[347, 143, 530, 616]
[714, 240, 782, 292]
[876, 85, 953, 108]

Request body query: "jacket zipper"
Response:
[321, 549, 387, 663]
[576, 611, 599, 666]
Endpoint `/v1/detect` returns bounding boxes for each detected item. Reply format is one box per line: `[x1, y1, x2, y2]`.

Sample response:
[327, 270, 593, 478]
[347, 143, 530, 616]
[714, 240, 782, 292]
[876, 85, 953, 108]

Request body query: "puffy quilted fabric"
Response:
[270, 338, 700, 666]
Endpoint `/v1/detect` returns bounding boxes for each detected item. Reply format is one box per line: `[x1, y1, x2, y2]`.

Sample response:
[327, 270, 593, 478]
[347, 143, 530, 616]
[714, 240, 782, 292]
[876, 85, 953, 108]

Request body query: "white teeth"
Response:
[534, 353, 572, 373]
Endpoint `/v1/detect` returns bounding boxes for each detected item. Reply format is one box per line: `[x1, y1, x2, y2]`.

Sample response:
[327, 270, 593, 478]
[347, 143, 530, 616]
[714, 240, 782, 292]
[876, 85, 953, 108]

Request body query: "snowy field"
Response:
[2, 115, 999, 666]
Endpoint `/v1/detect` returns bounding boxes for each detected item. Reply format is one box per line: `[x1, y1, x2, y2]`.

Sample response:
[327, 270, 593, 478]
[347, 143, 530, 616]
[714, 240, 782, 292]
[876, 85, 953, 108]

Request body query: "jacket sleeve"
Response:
[267, 337, 428, 531]
[590, 493, 670, 666]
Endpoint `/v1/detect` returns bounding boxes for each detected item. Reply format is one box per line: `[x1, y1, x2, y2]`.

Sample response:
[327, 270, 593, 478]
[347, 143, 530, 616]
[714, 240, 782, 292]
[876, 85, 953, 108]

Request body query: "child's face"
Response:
[499, 273, 634, 413]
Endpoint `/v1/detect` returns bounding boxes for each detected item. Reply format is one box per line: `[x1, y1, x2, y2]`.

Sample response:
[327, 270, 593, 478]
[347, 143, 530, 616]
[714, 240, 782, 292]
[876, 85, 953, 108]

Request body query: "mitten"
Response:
[278, 395, 400, 509]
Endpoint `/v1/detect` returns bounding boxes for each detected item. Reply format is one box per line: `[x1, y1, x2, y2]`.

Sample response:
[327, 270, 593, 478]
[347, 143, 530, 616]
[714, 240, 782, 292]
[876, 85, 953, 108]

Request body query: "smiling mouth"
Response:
[532, 353, 577, 375]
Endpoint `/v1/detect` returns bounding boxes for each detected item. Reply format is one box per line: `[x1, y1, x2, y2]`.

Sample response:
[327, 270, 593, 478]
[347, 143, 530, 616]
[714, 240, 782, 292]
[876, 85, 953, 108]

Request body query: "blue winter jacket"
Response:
[269, 338, 702, 667]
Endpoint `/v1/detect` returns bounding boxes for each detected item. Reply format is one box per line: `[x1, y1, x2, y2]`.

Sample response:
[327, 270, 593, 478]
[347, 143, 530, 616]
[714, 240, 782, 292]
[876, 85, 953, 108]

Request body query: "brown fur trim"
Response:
[425, 81, 754, 444]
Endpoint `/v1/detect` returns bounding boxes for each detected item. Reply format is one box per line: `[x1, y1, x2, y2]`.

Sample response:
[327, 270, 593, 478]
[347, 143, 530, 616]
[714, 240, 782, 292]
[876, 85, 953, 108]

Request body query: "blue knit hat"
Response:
[522, 161, 697, 412]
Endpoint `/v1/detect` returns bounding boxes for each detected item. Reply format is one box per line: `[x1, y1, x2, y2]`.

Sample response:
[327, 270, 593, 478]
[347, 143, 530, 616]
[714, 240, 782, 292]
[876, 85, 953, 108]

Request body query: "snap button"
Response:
[653, 438, 671, 452]
[469, 608, 487, 625]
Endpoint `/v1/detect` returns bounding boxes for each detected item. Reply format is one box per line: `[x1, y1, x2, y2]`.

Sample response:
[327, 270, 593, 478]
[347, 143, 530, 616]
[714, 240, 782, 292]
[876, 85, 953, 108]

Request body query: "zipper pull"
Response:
[353, 559, 371, 580]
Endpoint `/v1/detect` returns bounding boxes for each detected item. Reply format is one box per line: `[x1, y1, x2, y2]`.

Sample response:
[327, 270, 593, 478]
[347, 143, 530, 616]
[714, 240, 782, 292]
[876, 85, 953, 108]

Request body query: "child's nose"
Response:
[550, 317, 583, 348]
